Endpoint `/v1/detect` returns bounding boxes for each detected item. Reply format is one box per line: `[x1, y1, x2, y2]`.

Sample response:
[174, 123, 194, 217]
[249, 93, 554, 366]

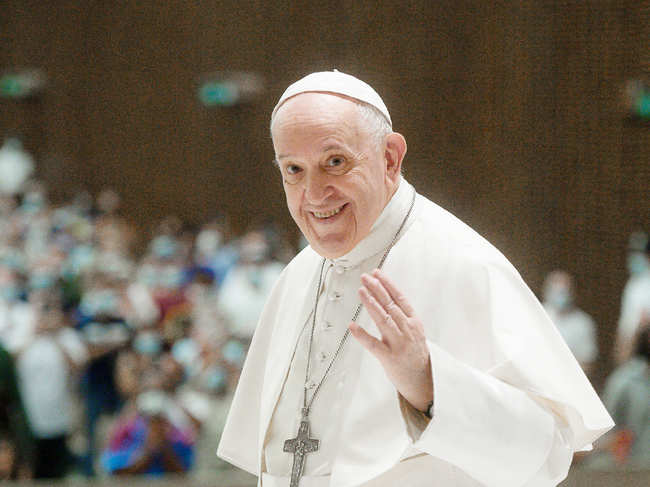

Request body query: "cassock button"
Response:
[318, 351, 327, 362]
[323, 321, 334, 331]
[306, 380, 317, 390]
[329, 291, 342, 301]
[334, 264, 345, 274]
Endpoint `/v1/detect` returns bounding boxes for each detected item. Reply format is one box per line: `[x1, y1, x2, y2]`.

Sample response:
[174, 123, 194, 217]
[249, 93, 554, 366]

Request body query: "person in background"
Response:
[102, 355, 194, 476]
[193, 218, 239, 287]
[542, 270, 598, 376]
[102, 390, 194, 476]
[0, 343, 33, 480]
[217, 229, 284, 347]
[615, 232, 650, 364]
[75, 270, 131, 476]
[586, 324, 650, 469]
[13, 286, 87, 479]
[0, 138, 34, 198]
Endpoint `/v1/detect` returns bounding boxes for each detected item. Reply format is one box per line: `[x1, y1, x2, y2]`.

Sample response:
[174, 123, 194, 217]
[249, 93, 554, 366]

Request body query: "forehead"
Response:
[271, 93, 364, 140]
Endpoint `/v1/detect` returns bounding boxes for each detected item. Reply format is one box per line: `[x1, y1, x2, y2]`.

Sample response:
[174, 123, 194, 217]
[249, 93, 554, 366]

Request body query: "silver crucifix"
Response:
[283, 410, 319, 487]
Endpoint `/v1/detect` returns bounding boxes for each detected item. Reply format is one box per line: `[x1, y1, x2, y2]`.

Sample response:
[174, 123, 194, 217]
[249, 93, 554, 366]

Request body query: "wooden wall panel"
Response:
[1, 0, 648, 385]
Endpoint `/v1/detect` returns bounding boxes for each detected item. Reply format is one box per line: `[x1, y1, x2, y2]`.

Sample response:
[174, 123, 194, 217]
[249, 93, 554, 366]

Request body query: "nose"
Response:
[303, 169, 333, 204]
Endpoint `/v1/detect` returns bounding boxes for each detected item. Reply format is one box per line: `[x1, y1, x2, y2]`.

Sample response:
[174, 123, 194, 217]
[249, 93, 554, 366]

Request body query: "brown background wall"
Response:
[1, 0, 648, 386]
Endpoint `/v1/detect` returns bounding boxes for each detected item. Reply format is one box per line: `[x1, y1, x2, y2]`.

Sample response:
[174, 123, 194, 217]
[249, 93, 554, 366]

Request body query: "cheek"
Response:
[283, 187, 303, 221]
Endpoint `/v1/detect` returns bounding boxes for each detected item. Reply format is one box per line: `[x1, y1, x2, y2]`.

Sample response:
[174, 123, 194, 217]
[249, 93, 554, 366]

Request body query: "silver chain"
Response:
[302, 188, 417, 416]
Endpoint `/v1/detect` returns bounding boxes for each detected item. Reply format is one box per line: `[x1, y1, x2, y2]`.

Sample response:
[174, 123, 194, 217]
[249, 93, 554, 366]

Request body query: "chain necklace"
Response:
[283, 188, 416, 487]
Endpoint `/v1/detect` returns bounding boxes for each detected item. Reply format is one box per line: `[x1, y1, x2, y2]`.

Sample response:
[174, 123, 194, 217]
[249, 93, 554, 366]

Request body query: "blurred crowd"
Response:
[0, 138, 293, 481]
[540, 231, 650, 470]
[0, 139, 647, 481]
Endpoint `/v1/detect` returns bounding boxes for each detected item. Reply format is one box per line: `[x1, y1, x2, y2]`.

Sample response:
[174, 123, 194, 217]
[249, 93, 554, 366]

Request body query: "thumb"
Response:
[349, 321, 387, 359]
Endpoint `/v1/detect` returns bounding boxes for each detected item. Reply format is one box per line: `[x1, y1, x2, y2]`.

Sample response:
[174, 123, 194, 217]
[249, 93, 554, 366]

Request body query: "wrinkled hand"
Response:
[349, 269, 433, 413]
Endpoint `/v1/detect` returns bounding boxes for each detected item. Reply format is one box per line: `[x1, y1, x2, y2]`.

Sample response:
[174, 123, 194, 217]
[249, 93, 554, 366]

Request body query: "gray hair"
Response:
[354, 101, 392, 147]
[270, 97, 392, 149]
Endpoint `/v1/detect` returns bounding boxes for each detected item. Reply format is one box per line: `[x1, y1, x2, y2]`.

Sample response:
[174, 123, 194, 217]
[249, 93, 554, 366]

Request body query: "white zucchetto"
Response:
[272, 70, 392, 127]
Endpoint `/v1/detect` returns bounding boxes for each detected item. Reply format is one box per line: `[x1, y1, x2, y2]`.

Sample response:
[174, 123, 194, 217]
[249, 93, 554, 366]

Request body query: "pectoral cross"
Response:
[283, 409, 319, 487]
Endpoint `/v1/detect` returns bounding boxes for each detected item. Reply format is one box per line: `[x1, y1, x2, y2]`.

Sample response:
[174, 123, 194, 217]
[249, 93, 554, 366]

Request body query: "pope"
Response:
[218, 71, 614, 487]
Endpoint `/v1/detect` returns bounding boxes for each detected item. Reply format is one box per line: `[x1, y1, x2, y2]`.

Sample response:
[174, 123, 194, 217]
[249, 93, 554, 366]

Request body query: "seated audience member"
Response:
[542, 270, 598, 376]
[102, 387, 194, 475]
[586, 325, 650, 468]
[601, 324, 650, 467]
[75, 270, 131, 476]
[615, 234, 650, 364]
[14, 287, 87, 479]
[217, 229, 283, 346]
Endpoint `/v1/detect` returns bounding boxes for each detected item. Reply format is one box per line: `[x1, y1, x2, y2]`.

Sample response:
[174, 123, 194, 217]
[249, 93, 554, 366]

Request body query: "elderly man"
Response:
[218, 71, 613, 487]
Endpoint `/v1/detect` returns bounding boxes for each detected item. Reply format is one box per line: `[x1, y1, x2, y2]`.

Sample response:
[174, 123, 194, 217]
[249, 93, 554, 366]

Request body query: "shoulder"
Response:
[397, 193, 519, 280]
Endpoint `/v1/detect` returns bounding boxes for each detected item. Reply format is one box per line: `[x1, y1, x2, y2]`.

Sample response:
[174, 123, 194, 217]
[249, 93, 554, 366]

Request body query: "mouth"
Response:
[311, 203, 347, 220]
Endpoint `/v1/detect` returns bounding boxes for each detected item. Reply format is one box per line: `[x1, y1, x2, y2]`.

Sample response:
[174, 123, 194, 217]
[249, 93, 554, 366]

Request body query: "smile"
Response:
[312, 204, 346, 219]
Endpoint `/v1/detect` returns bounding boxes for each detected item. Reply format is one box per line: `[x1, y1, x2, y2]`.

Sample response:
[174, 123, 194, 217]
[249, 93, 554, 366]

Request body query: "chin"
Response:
[312, 241, 354, 259]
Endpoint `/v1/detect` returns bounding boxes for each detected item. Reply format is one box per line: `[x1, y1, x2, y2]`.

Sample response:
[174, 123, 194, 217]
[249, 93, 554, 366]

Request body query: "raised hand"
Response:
[349, 269, 433, 413]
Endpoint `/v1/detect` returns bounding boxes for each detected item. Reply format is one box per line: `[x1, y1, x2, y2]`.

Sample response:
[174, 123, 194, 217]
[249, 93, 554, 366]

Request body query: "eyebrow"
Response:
[276, 143, 349, 161]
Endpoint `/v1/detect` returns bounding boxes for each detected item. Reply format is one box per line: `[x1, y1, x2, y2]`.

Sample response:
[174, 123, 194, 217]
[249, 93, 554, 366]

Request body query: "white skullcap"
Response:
[272, 70, 392, 127]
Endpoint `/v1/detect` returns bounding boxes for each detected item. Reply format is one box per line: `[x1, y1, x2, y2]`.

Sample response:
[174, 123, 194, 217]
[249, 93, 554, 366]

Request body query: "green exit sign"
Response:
[199, 81, 239, 107]
[0, 71, 45, 99]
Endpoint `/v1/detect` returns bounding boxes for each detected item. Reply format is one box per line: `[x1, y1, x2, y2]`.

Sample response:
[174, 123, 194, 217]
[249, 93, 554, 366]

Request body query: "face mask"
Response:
[202, 365, 227, 393]
[627, 253, 649, 276]
[80, 289, 119, 316]
[21, 192, 44, 214]
[134, 331, 162, 356]
[161, 266, 184, 289]
[28, 272, 55, 291]
[151, 235, 178, 259]
[0, 285, 21, 302]
[546, 288, 571, 310]
[222, 339, 246, 366]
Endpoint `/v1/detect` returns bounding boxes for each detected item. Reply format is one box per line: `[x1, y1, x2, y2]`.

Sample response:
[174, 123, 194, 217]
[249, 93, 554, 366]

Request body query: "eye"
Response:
[326, 156, 344, 167]
[286, 164, 302, 175]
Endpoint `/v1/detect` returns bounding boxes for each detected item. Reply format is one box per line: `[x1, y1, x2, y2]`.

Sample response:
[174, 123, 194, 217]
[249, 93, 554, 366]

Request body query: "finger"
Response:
[349, 321, 388, 358]
[361, 273, 411, 336]
[358, 286, 401, 341]
[372, 269, 415, 317]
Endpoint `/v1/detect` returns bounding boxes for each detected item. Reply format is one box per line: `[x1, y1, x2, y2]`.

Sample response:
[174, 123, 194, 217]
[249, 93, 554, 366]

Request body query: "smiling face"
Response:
[271, 93, 404, 259]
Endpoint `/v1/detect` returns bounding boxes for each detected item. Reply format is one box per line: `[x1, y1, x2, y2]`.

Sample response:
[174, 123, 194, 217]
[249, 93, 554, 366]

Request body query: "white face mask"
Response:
[627, 252, 649, 276]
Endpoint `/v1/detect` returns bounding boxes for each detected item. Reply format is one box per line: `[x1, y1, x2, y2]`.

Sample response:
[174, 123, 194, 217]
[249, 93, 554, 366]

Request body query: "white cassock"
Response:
[218, 178, 614, 487]
[543, 305, 598, 366]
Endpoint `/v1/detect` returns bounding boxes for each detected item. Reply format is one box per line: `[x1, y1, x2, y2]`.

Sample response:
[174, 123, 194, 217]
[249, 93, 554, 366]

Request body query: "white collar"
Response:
[326, 177, 416, 269]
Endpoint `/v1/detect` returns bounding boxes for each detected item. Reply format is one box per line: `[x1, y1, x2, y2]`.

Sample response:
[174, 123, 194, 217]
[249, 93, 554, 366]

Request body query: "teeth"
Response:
[313, 205, 344, 219]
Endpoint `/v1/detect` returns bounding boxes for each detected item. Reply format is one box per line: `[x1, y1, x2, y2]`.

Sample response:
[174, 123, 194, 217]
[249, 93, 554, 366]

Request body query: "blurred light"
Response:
[198, 71, 264, 107]
[199, 81, 240, 107]
[0, 69, 46, 99]
[636, 93, 650, 119]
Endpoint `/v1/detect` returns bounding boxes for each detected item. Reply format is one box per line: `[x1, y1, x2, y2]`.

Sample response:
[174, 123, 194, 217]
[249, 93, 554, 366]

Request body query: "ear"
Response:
[384, 132, 407, 183]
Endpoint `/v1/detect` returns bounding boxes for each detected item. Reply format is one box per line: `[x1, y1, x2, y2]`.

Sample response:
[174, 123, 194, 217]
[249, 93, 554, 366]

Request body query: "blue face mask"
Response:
[0, 285, 21, 302]
[80, 289, 119, 316]
[161, 266, 184, 289]
[627, 253, 649, 276]
[28, 272, 55, 291]
[151, 236, 178, 259]
[222, 339, 246, 366]
[134, 331, 162, 356]
[202, 365, 227, 393]
[547, 288, 571, 310]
